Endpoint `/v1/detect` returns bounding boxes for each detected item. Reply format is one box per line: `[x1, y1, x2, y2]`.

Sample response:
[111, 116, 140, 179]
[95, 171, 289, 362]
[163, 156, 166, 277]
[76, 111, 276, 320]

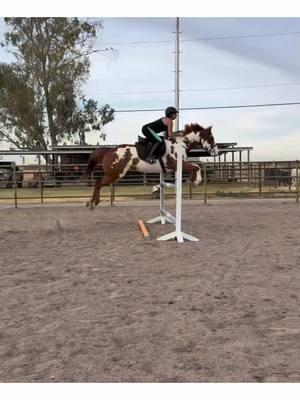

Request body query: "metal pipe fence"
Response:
[0, 161, 299, 207]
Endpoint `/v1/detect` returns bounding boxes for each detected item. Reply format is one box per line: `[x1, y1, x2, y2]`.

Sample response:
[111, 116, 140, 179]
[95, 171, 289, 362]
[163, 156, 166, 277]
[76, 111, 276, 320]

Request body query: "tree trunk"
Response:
[43, 85, 57, 148]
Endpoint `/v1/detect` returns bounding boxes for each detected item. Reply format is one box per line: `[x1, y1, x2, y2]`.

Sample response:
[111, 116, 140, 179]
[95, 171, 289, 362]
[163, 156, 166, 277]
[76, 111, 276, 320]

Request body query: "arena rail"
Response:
[0, 154, 300, 207]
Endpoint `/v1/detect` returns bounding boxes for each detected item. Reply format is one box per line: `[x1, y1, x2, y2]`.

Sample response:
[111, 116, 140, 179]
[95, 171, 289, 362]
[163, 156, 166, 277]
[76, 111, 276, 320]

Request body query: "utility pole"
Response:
[174, 17, 180, 131]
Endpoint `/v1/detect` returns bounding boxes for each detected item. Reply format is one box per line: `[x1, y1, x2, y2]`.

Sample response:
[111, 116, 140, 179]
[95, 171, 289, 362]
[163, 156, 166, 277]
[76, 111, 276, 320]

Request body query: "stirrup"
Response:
[145, 157, 155, 164]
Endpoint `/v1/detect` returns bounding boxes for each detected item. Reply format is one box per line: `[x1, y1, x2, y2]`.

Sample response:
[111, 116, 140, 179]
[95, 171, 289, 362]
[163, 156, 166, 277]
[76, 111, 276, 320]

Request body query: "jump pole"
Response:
[138, 220, 151, 240]
[147, 132, 199, 243]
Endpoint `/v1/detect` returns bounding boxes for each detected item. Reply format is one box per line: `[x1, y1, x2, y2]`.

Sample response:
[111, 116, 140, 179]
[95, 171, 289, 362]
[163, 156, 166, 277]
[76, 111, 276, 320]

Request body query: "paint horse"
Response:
[85, 123, 218, 209]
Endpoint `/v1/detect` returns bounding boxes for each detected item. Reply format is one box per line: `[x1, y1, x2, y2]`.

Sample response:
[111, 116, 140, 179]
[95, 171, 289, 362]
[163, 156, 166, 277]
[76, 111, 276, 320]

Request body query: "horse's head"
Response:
[183, 123, 219, 156]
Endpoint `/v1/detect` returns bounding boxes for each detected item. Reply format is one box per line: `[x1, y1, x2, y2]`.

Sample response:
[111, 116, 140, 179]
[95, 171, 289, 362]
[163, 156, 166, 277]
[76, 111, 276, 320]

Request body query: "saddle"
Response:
[135, 136, 166, 168]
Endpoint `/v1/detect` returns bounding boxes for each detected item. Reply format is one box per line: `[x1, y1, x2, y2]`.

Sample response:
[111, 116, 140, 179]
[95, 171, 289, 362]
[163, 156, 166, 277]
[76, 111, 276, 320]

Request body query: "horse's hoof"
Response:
[86, 201, 95, 210]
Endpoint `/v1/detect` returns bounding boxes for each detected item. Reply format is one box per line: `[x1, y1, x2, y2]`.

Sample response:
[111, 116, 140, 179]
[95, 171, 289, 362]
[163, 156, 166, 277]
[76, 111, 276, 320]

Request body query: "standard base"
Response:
[147, 210, 176, 225]
[157, 230, 199, 243]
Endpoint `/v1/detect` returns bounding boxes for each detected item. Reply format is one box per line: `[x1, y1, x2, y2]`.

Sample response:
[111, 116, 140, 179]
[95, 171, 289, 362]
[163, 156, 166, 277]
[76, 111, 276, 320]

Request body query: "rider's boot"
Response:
[145, 142, 160, 164]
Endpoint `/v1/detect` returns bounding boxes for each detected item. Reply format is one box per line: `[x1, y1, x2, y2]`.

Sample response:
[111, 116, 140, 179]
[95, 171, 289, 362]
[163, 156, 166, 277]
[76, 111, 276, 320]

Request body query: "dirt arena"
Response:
[0, 199, 299, 382]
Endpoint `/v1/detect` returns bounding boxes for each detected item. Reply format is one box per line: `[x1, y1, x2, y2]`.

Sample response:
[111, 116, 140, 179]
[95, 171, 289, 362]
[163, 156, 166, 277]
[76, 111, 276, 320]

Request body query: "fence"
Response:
[0, 160, 299, 207]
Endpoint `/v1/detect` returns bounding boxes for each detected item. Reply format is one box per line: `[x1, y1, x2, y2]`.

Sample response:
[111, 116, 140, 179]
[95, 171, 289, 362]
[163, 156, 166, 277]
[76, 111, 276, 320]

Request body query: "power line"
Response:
[114, 101, 300, 113]
[4, 81, 300, 99]
[1, 30, 300, 53]
[182, 82, 300, 93]
[83, 81, 300, 96]
[2, 92, 300, 109]
[90, 31, 300, 46]
[3, 82, 300, 100]
[182, 31, 300, 42]
[92, 90, 173, 96]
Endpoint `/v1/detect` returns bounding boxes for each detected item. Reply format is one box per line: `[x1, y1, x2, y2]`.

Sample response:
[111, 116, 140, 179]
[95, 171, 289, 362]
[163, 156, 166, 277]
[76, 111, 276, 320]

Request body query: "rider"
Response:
[142, 106, 178, 164]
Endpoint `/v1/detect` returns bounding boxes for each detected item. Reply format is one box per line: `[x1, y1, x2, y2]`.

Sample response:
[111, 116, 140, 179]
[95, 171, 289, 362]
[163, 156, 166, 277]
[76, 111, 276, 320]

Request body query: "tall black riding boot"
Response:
[145, 142, 160, 164]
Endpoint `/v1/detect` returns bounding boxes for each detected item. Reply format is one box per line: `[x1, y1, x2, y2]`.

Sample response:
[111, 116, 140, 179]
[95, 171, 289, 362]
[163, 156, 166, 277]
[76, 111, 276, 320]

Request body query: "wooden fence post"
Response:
[204, 164, 207, 205]
[13, 165, 18, 208]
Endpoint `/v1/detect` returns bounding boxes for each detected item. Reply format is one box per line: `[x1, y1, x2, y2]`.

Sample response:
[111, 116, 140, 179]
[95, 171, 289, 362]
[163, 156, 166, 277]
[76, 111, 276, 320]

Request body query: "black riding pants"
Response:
[142, 126, 163, 144]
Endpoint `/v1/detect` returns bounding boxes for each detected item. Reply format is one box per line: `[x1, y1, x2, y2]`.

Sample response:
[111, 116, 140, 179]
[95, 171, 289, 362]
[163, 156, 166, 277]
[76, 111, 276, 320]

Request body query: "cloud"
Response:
[180, 17, 300, 78]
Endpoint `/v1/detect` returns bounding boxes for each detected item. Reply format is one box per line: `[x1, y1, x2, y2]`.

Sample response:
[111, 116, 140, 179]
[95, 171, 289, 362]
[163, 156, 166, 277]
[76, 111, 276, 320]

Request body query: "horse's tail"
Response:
[80, 147, 112, 181]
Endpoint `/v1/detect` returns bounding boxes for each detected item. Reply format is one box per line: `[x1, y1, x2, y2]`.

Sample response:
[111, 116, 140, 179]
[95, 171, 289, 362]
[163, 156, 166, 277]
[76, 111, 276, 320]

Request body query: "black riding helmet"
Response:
[165, 106, 178, 117]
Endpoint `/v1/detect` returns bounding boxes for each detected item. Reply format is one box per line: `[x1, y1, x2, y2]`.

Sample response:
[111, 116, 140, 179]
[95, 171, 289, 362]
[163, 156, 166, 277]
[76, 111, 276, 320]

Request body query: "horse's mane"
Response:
[183, 123, 206, 135]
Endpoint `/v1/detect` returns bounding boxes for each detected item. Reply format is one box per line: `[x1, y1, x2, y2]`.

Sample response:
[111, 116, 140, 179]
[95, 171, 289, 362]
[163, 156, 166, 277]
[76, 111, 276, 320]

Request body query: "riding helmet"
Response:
[165, 106, 178, 117]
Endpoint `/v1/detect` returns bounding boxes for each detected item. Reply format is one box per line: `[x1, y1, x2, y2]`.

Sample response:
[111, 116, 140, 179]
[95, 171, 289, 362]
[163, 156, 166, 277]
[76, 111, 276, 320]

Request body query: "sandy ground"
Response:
[0, 199, 299, 382]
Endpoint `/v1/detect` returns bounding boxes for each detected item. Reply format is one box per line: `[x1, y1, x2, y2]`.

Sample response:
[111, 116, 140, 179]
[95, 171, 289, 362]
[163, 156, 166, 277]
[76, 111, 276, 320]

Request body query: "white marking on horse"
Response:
[119, 162, 131, 179]
[192, 164, 202, 185]
[186, 131, 199, 145]
[112, 147, 131, 167]
[118, 147, 133, 179]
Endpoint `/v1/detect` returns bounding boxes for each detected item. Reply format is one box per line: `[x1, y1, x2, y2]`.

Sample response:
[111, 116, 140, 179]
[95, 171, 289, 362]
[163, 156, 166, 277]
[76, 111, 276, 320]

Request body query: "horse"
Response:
[84, 123, 219, 209]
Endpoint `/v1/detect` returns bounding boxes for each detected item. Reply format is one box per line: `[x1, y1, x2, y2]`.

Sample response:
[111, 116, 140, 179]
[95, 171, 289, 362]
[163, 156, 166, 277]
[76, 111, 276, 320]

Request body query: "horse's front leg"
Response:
[167, 157, 202, 186]
[183, 161, 202, 186]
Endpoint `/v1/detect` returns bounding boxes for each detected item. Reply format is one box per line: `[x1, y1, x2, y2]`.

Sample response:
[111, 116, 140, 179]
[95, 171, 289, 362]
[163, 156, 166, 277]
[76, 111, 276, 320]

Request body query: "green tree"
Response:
[0, 17, 115, 151]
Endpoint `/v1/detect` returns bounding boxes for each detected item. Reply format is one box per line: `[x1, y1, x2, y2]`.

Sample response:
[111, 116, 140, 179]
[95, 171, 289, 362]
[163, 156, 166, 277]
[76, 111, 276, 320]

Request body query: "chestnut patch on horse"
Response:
[184, 123, 205, 134]
[132, 157, 139, 167]
[166, 154, 176, 169]
[104, 147, 132, 178]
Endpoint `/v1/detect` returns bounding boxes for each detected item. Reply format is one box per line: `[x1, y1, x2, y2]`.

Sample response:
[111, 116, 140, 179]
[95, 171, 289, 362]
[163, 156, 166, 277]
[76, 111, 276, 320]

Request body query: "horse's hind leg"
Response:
[86, 148, 133, 209]
[86, 175, 112, 210]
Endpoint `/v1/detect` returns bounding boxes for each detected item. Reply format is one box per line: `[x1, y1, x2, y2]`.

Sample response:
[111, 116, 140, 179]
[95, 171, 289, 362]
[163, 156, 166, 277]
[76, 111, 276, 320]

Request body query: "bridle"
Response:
[200, 137, 217, 154]
[209, 143, 217, 153]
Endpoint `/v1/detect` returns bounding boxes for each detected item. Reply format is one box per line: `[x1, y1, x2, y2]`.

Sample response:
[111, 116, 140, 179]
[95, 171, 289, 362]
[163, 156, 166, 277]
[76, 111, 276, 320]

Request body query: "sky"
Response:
[1, 13, 300, 161]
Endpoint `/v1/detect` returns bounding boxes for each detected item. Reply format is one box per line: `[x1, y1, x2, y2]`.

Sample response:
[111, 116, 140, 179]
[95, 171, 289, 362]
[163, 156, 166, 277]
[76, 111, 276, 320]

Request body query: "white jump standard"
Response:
[147, 132, 199, 243]
[147, 173, 176, 225]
